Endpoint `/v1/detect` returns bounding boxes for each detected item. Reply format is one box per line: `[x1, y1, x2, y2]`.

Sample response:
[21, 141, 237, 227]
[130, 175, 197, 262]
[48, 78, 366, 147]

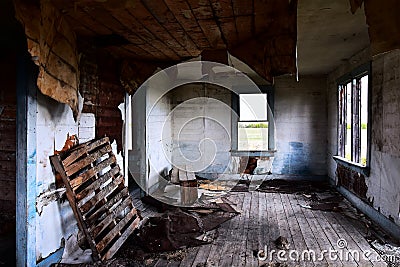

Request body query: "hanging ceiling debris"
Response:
[14, 0, 81, 119]
[349, 0, 400, 55]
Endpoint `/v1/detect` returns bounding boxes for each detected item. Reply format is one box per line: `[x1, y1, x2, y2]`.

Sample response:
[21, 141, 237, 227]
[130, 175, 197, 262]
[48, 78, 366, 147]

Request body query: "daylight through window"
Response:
[337, 73, 369, 166]
[238, 94, 268, 150]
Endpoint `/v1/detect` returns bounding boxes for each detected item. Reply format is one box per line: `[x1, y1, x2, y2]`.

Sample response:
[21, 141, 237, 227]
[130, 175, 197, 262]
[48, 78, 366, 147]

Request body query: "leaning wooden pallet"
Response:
[50, 136, 141, 261]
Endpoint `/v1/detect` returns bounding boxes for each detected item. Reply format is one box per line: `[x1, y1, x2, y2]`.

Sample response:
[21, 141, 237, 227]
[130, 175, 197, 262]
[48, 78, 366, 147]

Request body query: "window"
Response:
[337, 66, 369, 166]
[238, 94, 269, 150]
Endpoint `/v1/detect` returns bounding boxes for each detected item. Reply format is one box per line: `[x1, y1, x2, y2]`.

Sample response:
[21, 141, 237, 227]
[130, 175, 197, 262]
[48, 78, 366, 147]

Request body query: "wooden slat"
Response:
[280, 194, 311, 267]
[50, 137, 140, 262]
[86, 187, 129, 225]
[62, 137, 109, 167]
[70, 155, 116, 189]
[245, 191, 259, 266]
[65, 144, 112, 176]
[76, 165, 120, 201]
[96, 208, 138, 253]
[288, 194, 323, 266]
[101, 216, 141, 261]
[49, 154, 101, 261]
[79, 175, 124, 214]
[228, 192, 247, 267]
[90, 196, 133, 238]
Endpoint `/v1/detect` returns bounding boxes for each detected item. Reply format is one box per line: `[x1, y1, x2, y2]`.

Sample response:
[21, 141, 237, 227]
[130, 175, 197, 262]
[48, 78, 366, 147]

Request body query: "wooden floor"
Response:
[132, 190, 388, 267]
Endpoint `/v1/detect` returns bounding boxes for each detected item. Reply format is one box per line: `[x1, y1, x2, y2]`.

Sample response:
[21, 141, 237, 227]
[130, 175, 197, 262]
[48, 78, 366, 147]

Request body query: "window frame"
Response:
[231, 85, 275, 155]
[334, 62, 371, 175]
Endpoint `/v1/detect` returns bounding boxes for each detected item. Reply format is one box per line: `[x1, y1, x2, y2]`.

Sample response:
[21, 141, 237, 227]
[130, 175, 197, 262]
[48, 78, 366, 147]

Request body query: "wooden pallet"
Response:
[50, 137, 141, 261]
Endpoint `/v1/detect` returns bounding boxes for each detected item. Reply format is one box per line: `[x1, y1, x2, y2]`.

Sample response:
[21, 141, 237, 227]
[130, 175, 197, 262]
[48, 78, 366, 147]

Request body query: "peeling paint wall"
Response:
[272, 75, 328, 176]
[35, 92, 97, 264]
[35, 91, 79, 263]
[327, 47, 400, 226]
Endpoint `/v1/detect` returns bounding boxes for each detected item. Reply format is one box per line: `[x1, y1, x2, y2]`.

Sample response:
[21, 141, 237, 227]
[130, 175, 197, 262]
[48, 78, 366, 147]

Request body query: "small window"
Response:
[238, 94, 268, 150]
[337, 69, 369, 166]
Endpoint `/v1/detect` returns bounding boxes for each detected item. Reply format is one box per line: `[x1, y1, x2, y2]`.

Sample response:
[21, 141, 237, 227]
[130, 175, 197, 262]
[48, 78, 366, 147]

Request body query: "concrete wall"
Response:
[169, 84, 232, 177]
[327, 48, 400, 226]
[272, 75, 327, 176]
[146, 70, 173, 193]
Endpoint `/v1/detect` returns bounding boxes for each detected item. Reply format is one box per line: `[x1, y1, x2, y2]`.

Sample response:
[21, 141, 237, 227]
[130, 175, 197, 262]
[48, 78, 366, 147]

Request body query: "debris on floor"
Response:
[257, 179, 331, 194]
[299, 192, 344, 211]
[133, 193, 239, 253]
[230, 178, 250, 192]
[198, 180, 230, 191]
[369, 240, 400, 266]
[274, 236, 290, 250]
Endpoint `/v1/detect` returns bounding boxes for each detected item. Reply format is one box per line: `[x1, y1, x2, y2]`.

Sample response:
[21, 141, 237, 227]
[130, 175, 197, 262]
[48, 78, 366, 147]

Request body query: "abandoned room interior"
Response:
[1, 0, 400, 266]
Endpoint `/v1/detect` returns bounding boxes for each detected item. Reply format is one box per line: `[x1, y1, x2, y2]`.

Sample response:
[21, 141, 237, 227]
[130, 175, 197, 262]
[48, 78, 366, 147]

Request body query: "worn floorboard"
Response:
[131, 190, 388, 267]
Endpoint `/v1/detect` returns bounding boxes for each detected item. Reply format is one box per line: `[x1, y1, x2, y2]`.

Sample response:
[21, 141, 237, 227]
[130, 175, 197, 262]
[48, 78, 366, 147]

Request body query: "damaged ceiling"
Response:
[12, 0, 400, 115]
[49, 0, 298, 82]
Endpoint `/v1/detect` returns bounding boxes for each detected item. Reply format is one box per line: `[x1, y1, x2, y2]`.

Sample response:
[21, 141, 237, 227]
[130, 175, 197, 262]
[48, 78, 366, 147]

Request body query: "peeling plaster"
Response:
[35, 188, 66, 216]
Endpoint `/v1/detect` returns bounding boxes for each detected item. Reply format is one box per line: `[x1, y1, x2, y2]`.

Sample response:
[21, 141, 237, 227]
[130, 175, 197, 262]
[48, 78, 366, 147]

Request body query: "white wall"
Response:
[169, 84, 232, 176]
[35, 92, 95, 264]
[272, 75, 328, 176]
[146, 72, 173, 192]
[327, 48, 400, 226]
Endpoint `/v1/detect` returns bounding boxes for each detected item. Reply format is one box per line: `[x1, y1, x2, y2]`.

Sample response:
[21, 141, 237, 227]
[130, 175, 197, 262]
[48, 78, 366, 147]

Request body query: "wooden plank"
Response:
[62, 137, 109, 167]
[50, 137, 140, 262]
[264, 192, 280, 263]
[76, 165, 120, 201]
[163, 0, 211, 49]
[280, 194, 311, 267]
[86, 187, 129, 224]
[96, 208, 138, 253]
[312, 209, 362, 266]
[70, 155, 116, 189]
[230, 192, 247, 267]
[323, 210, 383, 266]
[289, 194, 329, 266]
[218, 193, 243, 267]
[90, 195, 133, 238]
[49, 154, 101, 261]
[180, 180, 198, 205]
[101, 216, 141, 261]
[295, 196, 345, 267]
[245, 191, 259, 267]
[79, 175, 124, 214]
[178, 247, 200, 267]
[65, 144, 112, 176]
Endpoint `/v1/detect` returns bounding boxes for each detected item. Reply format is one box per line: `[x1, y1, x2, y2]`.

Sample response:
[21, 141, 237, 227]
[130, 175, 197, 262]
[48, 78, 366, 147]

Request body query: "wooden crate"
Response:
[50, 137, 141, 261]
